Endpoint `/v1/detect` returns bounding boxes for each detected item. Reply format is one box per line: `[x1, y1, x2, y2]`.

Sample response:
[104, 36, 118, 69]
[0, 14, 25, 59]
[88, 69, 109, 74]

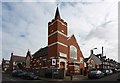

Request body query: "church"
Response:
[25, 7, 84, 77]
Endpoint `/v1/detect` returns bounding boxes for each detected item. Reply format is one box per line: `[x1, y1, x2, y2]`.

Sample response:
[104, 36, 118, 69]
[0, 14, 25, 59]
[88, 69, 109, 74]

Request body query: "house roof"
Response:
[2, 59, 10, 65]
[2, 59, 10, 62]
[91, 54, 102, 65]
[26, 50, 32, 58]
[84, 58, 89, 62]
[32, 46, 48, 57]
[11, 55, 25, 62]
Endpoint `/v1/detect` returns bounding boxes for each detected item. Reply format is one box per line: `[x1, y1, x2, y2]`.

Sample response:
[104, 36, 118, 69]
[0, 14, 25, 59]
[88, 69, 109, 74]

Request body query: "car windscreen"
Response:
[90, 71, 97, 74]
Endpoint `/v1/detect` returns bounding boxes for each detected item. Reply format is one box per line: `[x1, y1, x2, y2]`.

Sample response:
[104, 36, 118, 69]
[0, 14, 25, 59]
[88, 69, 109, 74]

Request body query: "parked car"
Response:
[17, 71, 27, 78]
[109, 70, 113, 75]
[88, 70, 104, 79]
[12, 70, 23, 77]
[25, 72, 39, 80]
[117, 69, 120, 72]
[112, 69, 117, 73]
[102, 70, 110, 76]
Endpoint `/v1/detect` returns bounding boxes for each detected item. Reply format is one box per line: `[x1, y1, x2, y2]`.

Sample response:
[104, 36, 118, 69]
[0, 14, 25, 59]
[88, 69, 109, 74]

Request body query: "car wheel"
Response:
[98, 76, 100, 79]
[27, 77, 29, 80]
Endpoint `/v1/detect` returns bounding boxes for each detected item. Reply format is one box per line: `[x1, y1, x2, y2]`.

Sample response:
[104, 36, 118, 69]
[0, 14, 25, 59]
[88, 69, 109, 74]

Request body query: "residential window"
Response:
[6, 61, 9, 64]
[13, 62, 16, 65]
[36, 60, 40, 66]
[90, 60, 95, 69]
[80, 57, 83, 63]
[43, 60, 47, 67]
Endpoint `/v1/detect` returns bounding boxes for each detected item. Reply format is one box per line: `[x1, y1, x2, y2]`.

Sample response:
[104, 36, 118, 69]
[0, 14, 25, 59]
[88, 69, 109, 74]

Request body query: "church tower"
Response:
[48, 7, 68, 69]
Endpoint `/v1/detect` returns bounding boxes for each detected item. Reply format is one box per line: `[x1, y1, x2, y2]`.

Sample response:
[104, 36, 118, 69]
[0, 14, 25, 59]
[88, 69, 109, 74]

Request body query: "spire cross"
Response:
[56, 0, 60, 7]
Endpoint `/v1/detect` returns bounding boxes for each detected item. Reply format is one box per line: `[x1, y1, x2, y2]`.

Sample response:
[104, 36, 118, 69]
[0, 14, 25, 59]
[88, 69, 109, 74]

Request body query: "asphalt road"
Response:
[84, 72, 120, 81]
[2, 73, 43, 81]
[2, 72, 120, 83]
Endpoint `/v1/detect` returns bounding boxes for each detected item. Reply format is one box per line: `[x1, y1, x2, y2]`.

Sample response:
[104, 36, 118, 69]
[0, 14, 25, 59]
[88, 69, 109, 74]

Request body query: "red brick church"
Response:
[25, 7, 84, 77]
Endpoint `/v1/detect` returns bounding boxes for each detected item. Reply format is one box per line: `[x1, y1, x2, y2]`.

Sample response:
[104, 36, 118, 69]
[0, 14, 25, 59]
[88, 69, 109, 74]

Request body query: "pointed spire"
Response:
[27, 49, 30, 55]
[55, 7, 61, 20]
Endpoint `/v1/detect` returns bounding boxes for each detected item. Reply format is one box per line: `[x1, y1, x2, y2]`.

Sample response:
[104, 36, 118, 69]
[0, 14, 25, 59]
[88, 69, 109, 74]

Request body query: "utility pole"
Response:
[102, 46, 103, 57]
[102, 46, 104, 70]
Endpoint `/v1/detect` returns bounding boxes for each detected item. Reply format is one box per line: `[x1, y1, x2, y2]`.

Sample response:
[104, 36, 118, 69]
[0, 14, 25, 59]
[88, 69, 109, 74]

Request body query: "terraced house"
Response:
[25, 7, 84, 77]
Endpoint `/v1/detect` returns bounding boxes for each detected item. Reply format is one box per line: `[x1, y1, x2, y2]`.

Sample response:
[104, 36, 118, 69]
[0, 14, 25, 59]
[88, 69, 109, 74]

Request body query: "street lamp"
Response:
[90, 48, 97, 54]
[93, 48, 97, 50]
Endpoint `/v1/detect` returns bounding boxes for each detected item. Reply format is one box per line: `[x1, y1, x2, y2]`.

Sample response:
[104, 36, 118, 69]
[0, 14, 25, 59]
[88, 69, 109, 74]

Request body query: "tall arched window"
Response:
[70, 45, 77, 59]
[26, 56, 30, 68]
[90, 60, 95, 69]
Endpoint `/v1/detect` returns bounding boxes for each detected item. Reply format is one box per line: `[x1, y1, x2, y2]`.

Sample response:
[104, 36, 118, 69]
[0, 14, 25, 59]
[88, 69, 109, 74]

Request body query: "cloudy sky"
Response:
[1, 0, 119, 63]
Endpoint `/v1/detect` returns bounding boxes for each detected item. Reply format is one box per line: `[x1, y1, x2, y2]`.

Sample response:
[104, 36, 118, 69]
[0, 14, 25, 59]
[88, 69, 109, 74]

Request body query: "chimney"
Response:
[102, 46, 103, 57]
[91, 50, 93, 55]
[11, 52, 13, 56]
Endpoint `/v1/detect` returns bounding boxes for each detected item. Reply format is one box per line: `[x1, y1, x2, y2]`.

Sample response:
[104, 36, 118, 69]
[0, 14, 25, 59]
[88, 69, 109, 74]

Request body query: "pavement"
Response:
[38, 75, 88, 82]
[38, 73, 120, 82]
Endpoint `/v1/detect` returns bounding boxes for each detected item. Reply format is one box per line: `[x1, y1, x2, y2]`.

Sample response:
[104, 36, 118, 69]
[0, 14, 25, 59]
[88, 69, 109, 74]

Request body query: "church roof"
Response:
[32, 46, 48, 57]
[90, 54, 102, 65]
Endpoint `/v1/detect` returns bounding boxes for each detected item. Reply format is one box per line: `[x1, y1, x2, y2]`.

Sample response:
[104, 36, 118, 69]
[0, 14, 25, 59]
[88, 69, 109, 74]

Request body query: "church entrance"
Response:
[60, 62, 66, 78]
[60, 62, 65, 69]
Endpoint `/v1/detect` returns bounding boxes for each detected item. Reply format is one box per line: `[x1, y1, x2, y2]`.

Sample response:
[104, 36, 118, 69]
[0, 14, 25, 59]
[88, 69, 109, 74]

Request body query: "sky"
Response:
[1, 0, 119, 63]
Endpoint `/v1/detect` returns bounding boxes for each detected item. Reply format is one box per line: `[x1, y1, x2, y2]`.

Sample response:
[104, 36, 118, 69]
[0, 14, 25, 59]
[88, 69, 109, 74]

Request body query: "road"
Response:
[84, 72, 120, 81]
[1, 72, 120, 83]
[2, 73, 43, 81]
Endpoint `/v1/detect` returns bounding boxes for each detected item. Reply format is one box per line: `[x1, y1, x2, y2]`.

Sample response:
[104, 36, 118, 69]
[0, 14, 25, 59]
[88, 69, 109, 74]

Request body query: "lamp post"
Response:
[102, 46, 103, 57]
[90, 48, 97, 55]
[102, 46, 104, 70]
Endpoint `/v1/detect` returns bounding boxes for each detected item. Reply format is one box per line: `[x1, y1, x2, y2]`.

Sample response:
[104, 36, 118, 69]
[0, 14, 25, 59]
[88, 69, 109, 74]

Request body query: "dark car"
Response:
[112, 69, 117, 73]
[25, 72, 39, 80]
[102, 70, 110, 76]
[116, 69, 120, 72]
[88, 70, 104, 79]
[109, 70, 113, 75]
[12, 70, 23, 77]
[17, 71, 27, 78]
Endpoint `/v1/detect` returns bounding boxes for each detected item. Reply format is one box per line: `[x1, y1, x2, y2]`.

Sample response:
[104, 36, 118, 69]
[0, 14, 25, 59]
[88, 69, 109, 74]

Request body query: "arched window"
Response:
[26, 56, 30, 68]
[70, 45, 77, 59]
[90, 60, 95, 69]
